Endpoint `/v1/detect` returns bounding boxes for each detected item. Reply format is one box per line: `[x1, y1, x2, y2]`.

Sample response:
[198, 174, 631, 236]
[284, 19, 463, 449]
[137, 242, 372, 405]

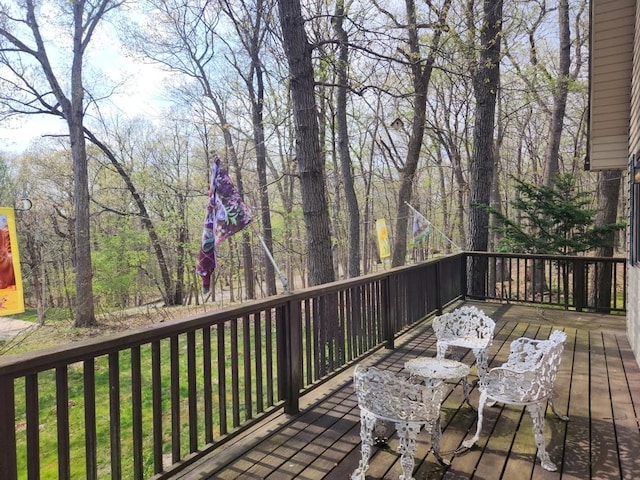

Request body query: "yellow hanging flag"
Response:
[375, 218, 391, 259]
[0, 208, 24, 315]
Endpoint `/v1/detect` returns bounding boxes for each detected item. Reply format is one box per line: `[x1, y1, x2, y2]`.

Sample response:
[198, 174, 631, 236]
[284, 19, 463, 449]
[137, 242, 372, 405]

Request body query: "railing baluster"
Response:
[83, 360, 97, 480]
[326, 294, 336, 372]
[0, 376, 16, 480]
[217, 322, 227, 435]
[375, 280, 381, 344]
[55, 367, 70, 479]
[276, 304, 286, 404]
[170, 335, 180, 463]
[242, 315, 252, 420]
[367, 283, 374, 351]
[559, 260, 565, 307]
[131, 347, 143, 479]
[202, 327, 213, 443]
[337, 290, 346, 367]
[187, 330, 197, 452]
[574, 258, 586, 311]
[383, 275, 393, 350]
[230, 320, 240, 427]
[315, 297, 326, 378]
[265, 309, 274, 407]
[622, 260, 627, 308]
[352, 285, 360, 355]
[435, 260, 442, 313]
[108, 353, 121, 479]
[25, 374, 39, 480]
[151, 340, 163, 474]
[254, 312, 264, 413]
[303, 298, 313, 383]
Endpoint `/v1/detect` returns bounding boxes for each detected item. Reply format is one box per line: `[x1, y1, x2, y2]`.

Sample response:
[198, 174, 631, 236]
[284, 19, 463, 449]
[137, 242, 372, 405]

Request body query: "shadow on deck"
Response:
[171, 301, 640, 480]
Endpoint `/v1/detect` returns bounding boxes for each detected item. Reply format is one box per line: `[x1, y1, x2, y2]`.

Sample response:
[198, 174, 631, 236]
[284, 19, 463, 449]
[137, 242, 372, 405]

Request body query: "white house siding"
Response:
[626, 0, 640, 366]
[589, 0, 635, 170]
[630, 268, 640, 365]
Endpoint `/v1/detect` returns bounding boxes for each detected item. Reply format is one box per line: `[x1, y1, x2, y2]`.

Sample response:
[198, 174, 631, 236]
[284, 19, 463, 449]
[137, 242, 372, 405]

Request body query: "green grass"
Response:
[7, 308, 71, 323]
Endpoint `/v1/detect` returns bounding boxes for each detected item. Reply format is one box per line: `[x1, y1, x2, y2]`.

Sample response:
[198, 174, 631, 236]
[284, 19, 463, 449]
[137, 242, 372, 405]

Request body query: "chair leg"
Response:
[351, 410, 377, 480]
[430, 416, 449, 466]
[461, 376, 476, 411]
[471, 349, 495, 408]
[548, 394, 569, 421]
[472, 347, 489, 386]
[395, 422, 421, 480]
[526, 402, 557, 471]
[461, 390, 488, 449]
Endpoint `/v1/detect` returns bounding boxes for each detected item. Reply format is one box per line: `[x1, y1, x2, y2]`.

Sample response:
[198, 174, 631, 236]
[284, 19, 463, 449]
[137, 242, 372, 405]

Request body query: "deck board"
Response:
[171, 302, 640, 480]
[602, 331, 640, 480]
[590, 331, 620, 479]
[561, 327, 591, 480]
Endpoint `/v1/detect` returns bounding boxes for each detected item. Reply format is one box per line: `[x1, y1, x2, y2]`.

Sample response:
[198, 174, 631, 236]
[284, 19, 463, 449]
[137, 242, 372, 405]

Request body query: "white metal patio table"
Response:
[404, 356, 473, 409]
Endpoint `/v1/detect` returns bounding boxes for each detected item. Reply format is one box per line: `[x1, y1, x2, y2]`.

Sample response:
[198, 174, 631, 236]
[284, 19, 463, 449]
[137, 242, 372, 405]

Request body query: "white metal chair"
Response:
[351, 364, 446, 480]
[461, 330, 569, 471]
[432, 306, 496, 384]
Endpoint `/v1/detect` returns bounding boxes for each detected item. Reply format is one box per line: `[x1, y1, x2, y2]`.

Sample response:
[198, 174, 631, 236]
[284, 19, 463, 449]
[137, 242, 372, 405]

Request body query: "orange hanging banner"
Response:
[0, 208, 24, 315]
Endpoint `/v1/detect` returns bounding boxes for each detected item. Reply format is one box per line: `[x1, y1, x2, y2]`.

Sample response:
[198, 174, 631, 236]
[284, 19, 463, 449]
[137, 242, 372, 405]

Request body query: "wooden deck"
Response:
[171, 302, 640, 480]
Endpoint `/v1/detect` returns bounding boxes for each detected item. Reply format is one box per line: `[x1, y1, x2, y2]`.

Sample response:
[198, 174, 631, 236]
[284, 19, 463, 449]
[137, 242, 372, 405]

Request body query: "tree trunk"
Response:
[391, 0, 452, 267]
[542, 0, 570, 187]
[467, 0, 502, 296]
[332, 0, 360, 278]
[240, 0, 277, 295]
[252, 68, 277, 296]
[451, 148, 467, 248]
[590, 170, 623, 311]
[488, 150, 504, 290]
[174, 193, 187, 305]
[277, 0, 335, 286]
[23, 226, 45, 325]
[69, 2, 97, 327]
[537, 0, 570, 296]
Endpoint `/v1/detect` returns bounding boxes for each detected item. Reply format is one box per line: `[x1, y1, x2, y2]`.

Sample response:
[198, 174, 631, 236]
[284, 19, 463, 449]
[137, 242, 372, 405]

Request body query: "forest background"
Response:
[0, 0, 626, 334]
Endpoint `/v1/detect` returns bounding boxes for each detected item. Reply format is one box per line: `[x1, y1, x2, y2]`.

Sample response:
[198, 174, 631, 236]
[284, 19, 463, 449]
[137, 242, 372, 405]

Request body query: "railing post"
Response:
[0, 376, 17, 480]
[573, 258, 586, 312]
[280, 299, 301, 414]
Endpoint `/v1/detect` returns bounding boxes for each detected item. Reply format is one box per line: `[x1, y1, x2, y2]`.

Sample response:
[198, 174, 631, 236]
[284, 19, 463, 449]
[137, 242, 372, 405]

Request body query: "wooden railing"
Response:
[466, 252, 627, 313]
[0, 252, 625, 479]
[0, 255, 464, 479]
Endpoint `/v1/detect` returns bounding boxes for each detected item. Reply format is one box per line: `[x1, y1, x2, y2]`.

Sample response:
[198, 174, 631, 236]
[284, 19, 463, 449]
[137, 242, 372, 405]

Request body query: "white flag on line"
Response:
[412, 210, 431, 243]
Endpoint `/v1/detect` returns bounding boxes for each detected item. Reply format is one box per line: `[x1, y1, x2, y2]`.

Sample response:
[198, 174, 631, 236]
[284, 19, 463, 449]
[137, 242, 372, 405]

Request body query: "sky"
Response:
[0, 7, 170, 154]
[0, 60, 170, 153]
[0, 62, 168, 153]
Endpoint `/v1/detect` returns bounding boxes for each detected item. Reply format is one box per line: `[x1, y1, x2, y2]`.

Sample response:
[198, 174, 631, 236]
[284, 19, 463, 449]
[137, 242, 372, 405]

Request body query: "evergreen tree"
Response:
[488, 174, 624, 255]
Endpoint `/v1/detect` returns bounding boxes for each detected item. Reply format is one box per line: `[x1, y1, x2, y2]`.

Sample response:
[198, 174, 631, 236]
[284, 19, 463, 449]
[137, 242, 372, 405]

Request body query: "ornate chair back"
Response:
[352, 365, 444, 424]
[496, 330, 567, 403]
[432, 306, 496, 382]
[351, 365, 446, 480]
[432, 306, 496, 345]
